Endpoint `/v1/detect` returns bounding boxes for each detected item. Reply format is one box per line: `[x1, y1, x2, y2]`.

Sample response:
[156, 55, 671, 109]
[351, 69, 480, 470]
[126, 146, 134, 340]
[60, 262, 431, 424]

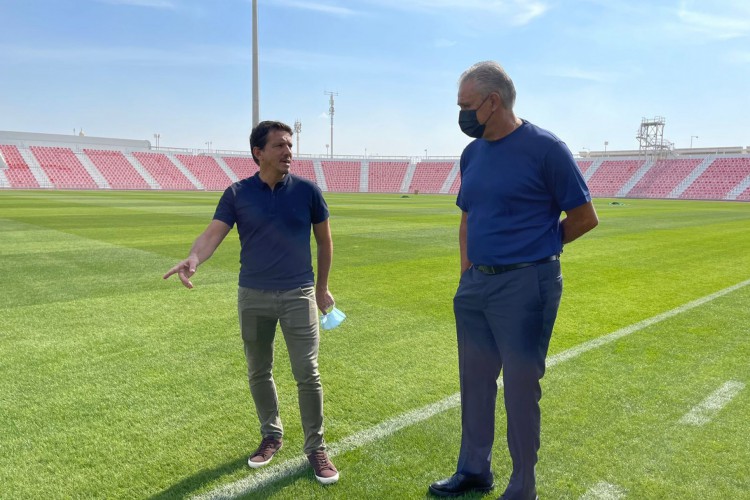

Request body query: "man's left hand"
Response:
[315, 287, 334, 314]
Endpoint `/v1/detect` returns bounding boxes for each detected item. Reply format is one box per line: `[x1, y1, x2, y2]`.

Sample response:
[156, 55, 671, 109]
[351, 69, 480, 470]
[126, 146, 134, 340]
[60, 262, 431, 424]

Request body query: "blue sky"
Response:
[1, 0, 748, 156]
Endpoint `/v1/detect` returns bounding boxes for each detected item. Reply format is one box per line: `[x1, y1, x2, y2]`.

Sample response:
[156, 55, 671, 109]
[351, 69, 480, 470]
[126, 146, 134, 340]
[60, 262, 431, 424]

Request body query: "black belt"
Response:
[474, 255, 559, 275]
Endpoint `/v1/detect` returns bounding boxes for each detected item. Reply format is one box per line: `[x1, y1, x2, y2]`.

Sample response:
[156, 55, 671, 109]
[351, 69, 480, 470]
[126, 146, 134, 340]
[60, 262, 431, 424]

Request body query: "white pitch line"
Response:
[679, 380, 746, 426]
[547, 277, 750, 368]
[194, 277, 750, 500]
[580, 481, 627, 499]
[194, 395, 461, 500]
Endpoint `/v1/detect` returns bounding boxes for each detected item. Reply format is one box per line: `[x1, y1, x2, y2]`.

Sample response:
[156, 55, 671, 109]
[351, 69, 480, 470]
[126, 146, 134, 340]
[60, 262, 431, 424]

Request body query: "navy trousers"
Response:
[454, 260, 562, 499]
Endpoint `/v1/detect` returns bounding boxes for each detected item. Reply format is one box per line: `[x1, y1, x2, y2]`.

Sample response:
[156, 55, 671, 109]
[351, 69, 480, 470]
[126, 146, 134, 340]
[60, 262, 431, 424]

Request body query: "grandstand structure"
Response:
[1, 130, 749, 201]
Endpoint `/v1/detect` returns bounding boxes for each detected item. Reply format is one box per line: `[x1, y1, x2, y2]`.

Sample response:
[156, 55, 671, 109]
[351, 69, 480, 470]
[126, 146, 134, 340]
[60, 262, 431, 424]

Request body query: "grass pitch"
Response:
[0, 190, 748, 499]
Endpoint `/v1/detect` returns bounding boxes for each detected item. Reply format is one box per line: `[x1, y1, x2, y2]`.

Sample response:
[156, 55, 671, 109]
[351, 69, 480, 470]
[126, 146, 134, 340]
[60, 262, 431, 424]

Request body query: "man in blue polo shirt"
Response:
[163, 120, 339, 484]
[429, 62, 598, 499]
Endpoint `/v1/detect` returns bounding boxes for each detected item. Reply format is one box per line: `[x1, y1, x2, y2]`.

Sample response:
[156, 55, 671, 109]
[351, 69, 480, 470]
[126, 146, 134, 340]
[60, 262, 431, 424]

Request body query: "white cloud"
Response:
[361, 0, 548, 26]
[676, 2, 750, 39]
[541, 66, 619, 83]
[268, 0, 548, 26]
[510, 1, 548, 25]
[0, 44, 249, 66]
[271, 0, 362, 17]
[96, 0, 177, 8]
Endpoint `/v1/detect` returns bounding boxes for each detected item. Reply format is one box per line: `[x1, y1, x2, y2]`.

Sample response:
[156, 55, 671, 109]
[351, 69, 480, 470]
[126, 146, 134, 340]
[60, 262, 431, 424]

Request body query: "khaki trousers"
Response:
[238, 286, 325, 454]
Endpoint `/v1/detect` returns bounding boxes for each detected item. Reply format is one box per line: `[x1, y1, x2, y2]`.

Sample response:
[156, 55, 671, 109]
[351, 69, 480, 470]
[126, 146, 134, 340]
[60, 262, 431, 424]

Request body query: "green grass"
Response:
[0, 190, 748, 499]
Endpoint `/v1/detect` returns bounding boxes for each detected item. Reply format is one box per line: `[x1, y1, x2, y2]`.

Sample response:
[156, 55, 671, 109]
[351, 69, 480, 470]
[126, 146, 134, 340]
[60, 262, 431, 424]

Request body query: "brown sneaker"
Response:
[247, 436, 283, 469]
[307, 449, 339, 484]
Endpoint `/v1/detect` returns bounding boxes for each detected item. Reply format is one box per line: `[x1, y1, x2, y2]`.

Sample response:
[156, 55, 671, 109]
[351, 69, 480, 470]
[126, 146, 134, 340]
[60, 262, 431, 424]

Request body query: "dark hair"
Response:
[249, 120, 293, 165]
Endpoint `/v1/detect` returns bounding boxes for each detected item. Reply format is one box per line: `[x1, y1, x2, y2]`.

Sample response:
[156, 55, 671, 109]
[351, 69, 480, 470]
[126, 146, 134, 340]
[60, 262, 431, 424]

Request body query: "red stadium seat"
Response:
[409, 162, 455, 194]
[0, 144, 42, 188]
[368, 161, 409, 193]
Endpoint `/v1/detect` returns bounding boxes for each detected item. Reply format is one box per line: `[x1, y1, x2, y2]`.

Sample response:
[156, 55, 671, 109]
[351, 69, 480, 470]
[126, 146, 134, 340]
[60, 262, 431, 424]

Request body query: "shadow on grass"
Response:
[148, 457, 247, 500]
[148, 456, 324, 500]
[149, 457, 496, 499]
[231, 470, 328, 499]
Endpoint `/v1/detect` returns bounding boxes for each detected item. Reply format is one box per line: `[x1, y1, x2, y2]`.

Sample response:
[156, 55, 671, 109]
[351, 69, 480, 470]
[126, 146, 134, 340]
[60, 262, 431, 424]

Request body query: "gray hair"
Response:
[459, 61, 516, 110]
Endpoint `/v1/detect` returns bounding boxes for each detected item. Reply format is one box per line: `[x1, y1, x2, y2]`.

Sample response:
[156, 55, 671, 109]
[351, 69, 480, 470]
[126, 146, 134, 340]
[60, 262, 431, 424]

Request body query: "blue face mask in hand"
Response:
[458, 94, 494, 138]
[320, 307, 346, 330]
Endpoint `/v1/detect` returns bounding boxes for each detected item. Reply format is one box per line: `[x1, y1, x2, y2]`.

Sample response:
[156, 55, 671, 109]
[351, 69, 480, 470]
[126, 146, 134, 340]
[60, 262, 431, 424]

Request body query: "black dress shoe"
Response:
[428, 473, 494, 497]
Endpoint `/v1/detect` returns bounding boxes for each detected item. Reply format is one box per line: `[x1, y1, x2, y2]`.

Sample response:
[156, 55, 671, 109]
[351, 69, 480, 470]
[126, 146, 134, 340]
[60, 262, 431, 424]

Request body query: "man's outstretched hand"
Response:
[163, 255, 200, 289]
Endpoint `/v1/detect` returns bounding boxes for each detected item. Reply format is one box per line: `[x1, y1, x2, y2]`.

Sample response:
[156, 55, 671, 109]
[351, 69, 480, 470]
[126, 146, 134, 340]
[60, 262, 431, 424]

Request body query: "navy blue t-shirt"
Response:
[213, 173, 329, 290]
[456, 120, 591, 265]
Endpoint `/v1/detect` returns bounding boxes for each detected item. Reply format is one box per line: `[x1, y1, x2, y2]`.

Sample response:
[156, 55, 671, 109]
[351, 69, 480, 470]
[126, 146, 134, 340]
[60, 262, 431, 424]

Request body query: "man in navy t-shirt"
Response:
[164, 121, 339, 484]
[429, 62, 598, 499]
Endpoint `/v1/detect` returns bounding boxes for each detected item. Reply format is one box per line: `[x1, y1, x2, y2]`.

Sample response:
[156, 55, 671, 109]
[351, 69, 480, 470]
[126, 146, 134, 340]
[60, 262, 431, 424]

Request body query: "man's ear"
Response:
[491, 92, 502, 111]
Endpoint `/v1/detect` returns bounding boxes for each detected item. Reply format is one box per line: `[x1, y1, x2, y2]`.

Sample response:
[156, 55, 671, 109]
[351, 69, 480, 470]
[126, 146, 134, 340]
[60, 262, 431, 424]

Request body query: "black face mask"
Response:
[458, 94, 493, 138]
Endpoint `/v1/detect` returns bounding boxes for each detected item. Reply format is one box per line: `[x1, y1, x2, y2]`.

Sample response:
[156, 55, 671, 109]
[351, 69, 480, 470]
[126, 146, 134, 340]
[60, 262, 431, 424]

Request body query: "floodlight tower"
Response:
[251, 0, 260, 127]
[293, 119, 302, 156]
[636, 116, 673, 157]
[325, 90, 338, 158]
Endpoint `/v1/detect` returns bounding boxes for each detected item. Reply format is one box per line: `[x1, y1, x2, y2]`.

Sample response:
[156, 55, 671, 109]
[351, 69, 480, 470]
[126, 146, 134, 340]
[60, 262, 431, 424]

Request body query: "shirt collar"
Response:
[251, 172, 291, 190]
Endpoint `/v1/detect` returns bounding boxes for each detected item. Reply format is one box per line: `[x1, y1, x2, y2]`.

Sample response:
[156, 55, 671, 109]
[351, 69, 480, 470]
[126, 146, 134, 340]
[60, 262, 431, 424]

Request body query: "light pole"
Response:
[153, 133, 160, 149]
[293, 119, 302, 156]
[424, 148, 428, 158]
[691, 135, 699, 148]
[205, 141, 212, 152]
[251, 0, 259, 127]
[324, 90, 338, 157]
[364, 148, 367, 158]
[604, 141, 608, 154]
[325, 144, 329, 156]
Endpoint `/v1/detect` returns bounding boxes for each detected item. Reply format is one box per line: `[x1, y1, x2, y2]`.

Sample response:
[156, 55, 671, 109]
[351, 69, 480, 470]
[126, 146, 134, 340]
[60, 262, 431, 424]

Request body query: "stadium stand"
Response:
[0, 144, 41, 189]
[321, 161, 360, 192]
[736, 183, 750, 201]
[221, 156, 316, 185]
[2, 131, 749, 202]
[174, 154, 233, 191]
[679, 156, 750, 200]
[289, 159, 318, 184]
[627, 158, 702, 198]
[576, 159, 594, 175]
[586, 159, 646, 198]
[409, 161, 455, 194]
[30, 146, 98, 189]
[85, 149, 150, 190]
[448, 171, 461, 194]
[219, 156, 317, 185]
[222, 155, 259, 180]
[368, 161, 409, 193]
[132, 152, 196, 190]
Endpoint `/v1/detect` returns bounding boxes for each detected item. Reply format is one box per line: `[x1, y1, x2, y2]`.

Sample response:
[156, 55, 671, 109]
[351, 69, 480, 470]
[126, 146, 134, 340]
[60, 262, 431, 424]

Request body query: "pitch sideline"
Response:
[194, 277, 750, 500]
[679, 380, 746, 426]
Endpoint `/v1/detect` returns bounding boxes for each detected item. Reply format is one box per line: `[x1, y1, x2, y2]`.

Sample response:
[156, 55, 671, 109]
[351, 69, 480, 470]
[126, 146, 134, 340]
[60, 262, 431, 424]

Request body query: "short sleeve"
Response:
[310, 184, 329, 224]
[543, 141, 591, 212]
[212, 185, 237, 228]
[456, 150, 468, 212]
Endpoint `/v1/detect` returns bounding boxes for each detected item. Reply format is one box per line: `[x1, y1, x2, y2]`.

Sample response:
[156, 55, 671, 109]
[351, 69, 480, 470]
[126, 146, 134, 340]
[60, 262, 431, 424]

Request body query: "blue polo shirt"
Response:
[213, 173, 329, 290]
[456, 120, 590, 265]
